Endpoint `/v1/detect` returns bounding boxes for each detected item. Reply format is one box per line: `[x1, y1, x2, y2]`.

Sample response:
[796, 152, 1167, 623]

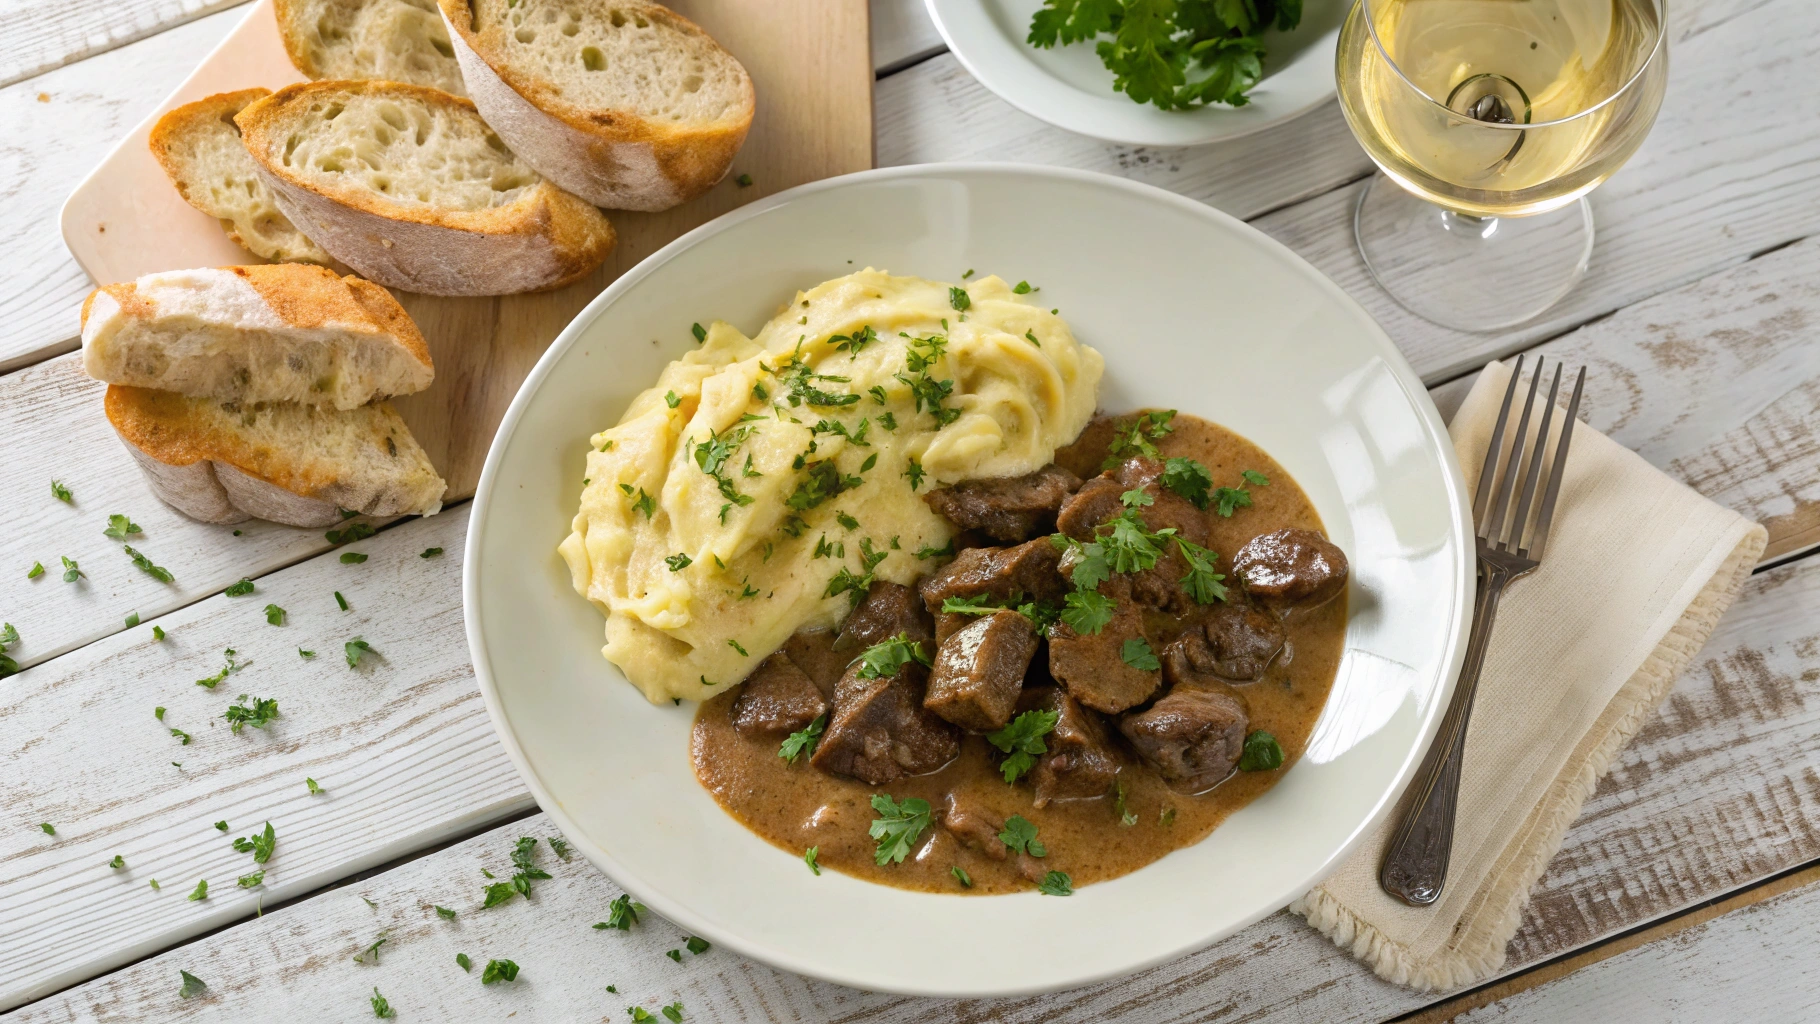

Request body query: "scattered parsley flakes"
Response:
[26, 562, 44, 579]
[1160, 457, 1214, 509]
[665, 949, 682, 963]
[103, 514, 142, 539]
[664, 390, 681, 409]
[998, 815, 1047, 857]
[353, 933, 388, 964]
[597, 893, 646, 930]
[1114, 778, 1139, 827]
[1025, 329, 1041, 347]
[335, 591, 349, 611]
[124, 611, 139, 628]
[60, 556, 84, 583]
[856, 634, 931, 680]
[691, 322, 707, 343]
[663, 1001, 685, 1022]
[150, 878, 161, 889]
[830, 324, 877, 356]
[1013, 280, 1036, 294]
[238, 871, 264, 888]
[778, 715, 825, 763]
[630, 487, 657, 519]
[264, 604, 285, 625]
[481, 959, 520, 984]
[1120, 637, 1160, 671]
[951, 865, 973, 888]
[38, 822, 54, 835]
[51, 480, 73, 504]
[629, 1008, 654, 1022]
[178, 970, 206, 999]
[188, 879, 209, 901]
[914, 538, 955, 560]
[299, 648, 315, 659]
[1038, 871, 1074, 896]
[224, 694, 280, 733]
[804, 846, 821, 875]
[195, 648, 244, 688]
[223, 577, 255, 596]
[550, 837, 572, 860]
[1239, 730, 1285, 771]
[1243, 469, 1270, 486]
[1212, 486, 1253, 517]
[1160, 806, 1177, 826]
[371, 987, 396, 1018]
[868, 792, 932, 865]
[903, 459, 926, 491]
[986, 709, 1058, 783]
[735, 173, 754, 187]
[215, 821, 229, 832]
[345, 637, 376, 668]
[109, 855, 125, 869]
[1103, 409, 1177, 467]
[326, 521, 376, 545]
[232, 822, 276, 864]
[664, 552, 693, 572]
[122, 545, 173, 582]
[420, 547, 444, 558]
[340, 552, 368, 564]
[153, 625, 166, 641]
[307, 777, 323, 794]
[436, 905, 457, 920]
[456, 952, 473, 972]
[948, 286, 970, 311]
[727, 638, 749, 657]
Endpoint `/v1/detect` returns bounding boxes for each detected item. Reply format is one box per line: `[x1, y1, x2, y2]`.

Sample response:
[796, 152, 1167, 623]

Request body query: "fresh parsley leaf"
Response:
[1242, 469, 1270, 486]
[299, 648, 315, 659]
[178, 970, 207, 999]
[326, 521, 376, 545]
[231, 822, 276, 864]
[370, 987, 396, 1018]
[903, 459, 927, 491]
[856, 635, 931, 680]
[1014, 280, 1036, 294]
[335, 591, 349, 611]
[663, 1001, 685, 1022]
[549, 837, 571, 860]
[26, 562, 43, 579]
[597, 893, 646, 930]
[38, 822, 54, 835]
[482, 881, 518, 908]
[153, 625, 166, 641]
[629, 1009, 654, 1023]
[171, 727, 191, 745]
[685, 936, 711, 955]
[1160, 457, 1214, 509]
[1175, 536, 1228, 604]
[215, 821, 229, 832]
[60, 556, 84, 583]
[123, 545, 173, 582]
[868, 793, 933, 865]
[948, 286, 971, 311]
[110, 855, 125, 869]
[238, 871, 265, 888]
[998, 815, 1048, 857]
[804, 846, 821, 875]
[664, 552, 692, 572]
[779, 715, 825, 763]
[830, 324, 877, 356]
[691, 322, 707, 343]
[1120, 487, 1154, 508]
[103, 514, 142, 539]
[195, 648, 244, 688]
[1059, 589, 1116, 635]
[986, 710, 1058, 783]
[480, 958, 519, 984]
[913, 538, 955, 560]
[51, 480, 73, 504]
[1160, 806, 1177, 826]
[353, 933, 388, 964]
[735, 173, 753, 187]
[435, 905, 457, 920]
[1114, 778, 1138, 826]
[188, 879, 209, 901]
[306, 777, 323, 794]
[1025, 329, 1041, 347]
[420, 547, 444, 558]
[223, 578, 254, 596]
[1038, 870, 1074, 896]
[1120, 637, 1160, 671]
[1239, 730, 1285, 771]
[456, 952, 473, 972]
[263, 604, 285, 625]
[340, 552, 368, 564]
[666, 949, 682, 963]
[1102, 409, 1177, 466]
[664, 390, 681, 409]
[124, 611, 139, 628]
[224, 694, 280, 733]
[345, 637, 376, 668]
[951, 865, 973, 888]
[835, 511, 860, 530]
[1212, 486, 1252, 517]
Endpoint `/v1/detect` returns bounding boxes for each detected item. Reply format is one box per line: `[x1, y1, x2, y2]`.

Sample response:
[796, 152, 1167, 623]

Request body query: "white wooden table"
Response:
[3, 1, 1819, 1020]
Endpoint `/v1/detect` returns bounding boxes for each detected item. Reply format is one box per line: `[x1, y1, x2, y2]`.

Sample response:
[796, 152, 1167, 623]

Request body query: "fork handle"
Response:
[1379, 562, 1513, 906]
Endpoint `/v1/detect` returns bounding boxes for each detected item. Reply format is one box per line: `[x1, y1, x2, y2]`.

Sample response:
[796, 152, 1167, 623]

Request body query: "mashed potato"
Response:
[558, 270, 1103, 703]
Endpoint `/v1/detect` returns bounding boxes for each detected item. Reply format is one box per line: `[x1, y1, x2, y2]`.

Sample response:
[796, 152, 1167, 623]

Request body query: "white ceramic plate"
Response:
[924, 0, 1347, 147]
[465, 164, 1472, 997]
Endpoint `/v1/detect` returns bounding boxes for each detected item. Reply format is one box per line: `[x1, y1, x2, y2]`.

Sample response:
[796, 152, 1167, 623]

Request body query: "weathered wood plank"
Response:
[870, 0, 944, 75]
[0, 0, 246, 90]
[1254, 0, 1820, 385]
[11, 550, 1820, 1021]
[0, 503, 536, 1012]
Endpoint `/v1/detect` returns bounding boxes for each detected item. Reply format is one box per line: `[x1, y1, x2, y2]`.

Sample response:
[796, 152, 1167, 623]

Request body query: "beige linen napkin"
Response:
[1290, 359, 1768, 992]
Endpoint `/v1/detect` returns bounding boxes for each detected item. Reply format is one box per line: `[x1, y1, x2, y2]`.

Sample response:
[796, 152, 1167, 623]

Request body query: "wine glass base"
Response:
[1353, 173, 1594, 333]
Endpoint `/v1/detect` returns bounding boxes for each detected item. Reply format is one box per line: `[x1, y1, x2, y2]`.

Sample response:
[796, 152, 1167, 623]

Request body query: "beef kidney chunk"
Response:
[919, 539, 1068, 642]
[834, 581, 934, 653]
[810, 659, 959, 785]
[924, 465, 1083, 543]
[1052, 412, 1125, 481]
[1118, 687, 1250, 792]
[1055, 457, 1215, 615]
[1017, 687, 1122, 808]
[1046, 579, 1160, 714]
[1163, 602, 1285, 686]
[1232, 528, 1349, 610]
[941, 792, 1007, 860]
[924, 610, 1038, 731]
[782, 626, 849, 698]
[731, 653, 828, 736]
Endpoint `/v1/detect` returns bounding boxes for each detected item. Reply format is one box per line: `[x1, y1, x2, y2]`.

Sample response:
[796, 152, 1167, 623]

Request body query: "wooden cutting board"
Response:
[60, 0, 873, 500]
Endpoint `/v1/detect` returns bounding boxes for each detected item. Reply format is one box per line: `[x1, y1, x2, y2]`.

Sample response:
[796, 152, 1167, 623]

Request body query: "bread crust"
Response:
[438, 0, 753, 212]
[236, 80, 615, 295]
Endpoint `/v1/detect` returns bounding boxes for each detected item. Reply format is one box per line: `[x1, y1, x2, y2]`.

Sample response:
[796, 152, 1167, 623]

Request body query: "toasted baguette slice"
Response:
[106, 385, 446, 527]
[149, 89, 339, 266]
[236, 81, 616, 296]
[81, 265, 434, 411]
[439, 0, 753, 212]
[275, 0, 468, 96]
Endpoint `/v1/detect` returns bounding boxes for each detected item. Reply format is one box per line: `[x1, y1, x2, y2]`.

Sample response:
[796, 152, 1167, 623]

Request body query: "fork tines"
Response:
[1472, 355, 1586, 561]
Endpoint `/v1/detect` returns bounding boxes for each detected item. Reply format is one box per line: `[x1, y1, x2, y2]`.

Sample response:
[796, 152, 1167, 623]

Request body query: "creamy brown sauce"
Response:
[691, 413, 1345, 894]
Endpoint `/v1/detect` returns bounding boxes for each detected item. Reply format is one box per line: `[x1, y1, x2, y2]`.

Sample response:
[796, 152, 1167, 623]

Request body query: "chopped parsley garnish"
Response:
[238, 871, 265, 888]
[345, 637, 376, 668]
[629, 1009, 654, 1023]
[735, 173, 754, 187]
[0, 623, 18, 678]
[39, 822, 54, 835]
[830, 324, 877, 356]
[856, 634, 931, 680]
[121, 545, 173, 582]
[110, 855, 125, 869]
[26, 562, 43, 579]
[421, 547, 444, 558]
[340, 552, 368, 564]
[299, 648, 315, 659]
[1239, 730, 1285, 771]
[878, 410, 898, 431]
[868, 793, 933, 865]
[335, 591, 349, 611]
[903, 459, 927, 491]
[663, 1001, 685, 1022]
[986, 709, 1058, 783]
[948, 286, 970, 311]
[232, 822, 276, 863]
[224, 694, 280, 733]
[326, 521, 376, 545]
[1161, 806, 1177, 826]
[353, 933, 388, 963]
[153, 625, 166, 641]
[596, 893, 647, 930]
[436, 905, 457, 920]
[480, 959, 519, 984]
[1102, 409, 1177, 467]
[103, 514, 142, 539]
[836, 511, 860, 530]
[691, 322, 707, 343]
[1114, 779, 1138, 826]
[1174, 536, 1228, 603]
[685, 936, 711, 955]
[778, 715, 825, 763]
[693, 423, 760, 510]
[727, 639, 749, 657]
[215, 821, 229, 832]
[124, 612, 139, 628]
[1243, 469, 1270, 486]
[962, 268, 975, 279]
[998, 815, 1047, 857]
[1212, 486, 1252, 517]
[1059, 589, 1116, 635]
[550, 837, 571, 860]
[824, 538, 890, 609]
[1027, 0, 1295, 111]
[785, 460, 860, 513]
[188, 879, 209, 901]
[51, 480, 73, 504]
[223, 577, 255, 596]
[1037, 870, 1074, 896]
[804, 846, 821, 875]
[1120, 637, 1160, 671]
[60, 556, 84, 583]
[456, 952, 473, 972]
[913, 538, 955, 560]
[664, 553, 693, 572]
[774, 352, 861, 408]
[663, 390, 681, 409]
[1013, 280, 1036, 294]
[306, 777, 323, 794]
[370, 987, 395, 1018]
[264, 604, 285, 625]
[1024, 330, 1041, 347]
[630, 487, 657, 519]
[195, 648, 244, 688]
[178, 970, 206, 999]
[1160, 457, 1214, 509]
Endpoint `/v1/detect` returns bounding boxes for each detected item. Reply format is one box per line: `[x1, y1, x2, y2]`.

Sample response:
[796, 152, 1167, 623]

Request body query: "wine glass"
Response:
[1335, 0, 1669, 331]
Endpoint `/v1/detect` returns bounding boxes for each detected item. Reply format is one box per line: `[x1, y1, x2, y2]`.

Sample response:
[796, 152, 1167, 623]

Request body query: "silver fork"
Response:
[1379, 355, 1587, 907]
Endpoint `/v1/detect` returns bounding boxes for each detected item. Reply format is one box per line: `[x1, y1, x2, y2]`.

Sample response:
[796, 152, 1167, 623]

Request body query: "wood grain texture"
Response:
[1429, 237, 1820, 564]
[0, 0, 246, 90]
[1254, 0, 1820, 385]
[10, 550, 1820, 1022]
[0, 504, 537, 1012]
[870, 0, 944, 74]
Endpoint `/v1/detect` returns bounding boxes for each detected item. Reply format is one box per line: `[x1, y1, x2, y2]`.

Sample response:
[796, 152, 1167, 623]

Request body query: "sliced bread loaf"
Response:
[438, 0, 753, 212]
[149, 89, 339, 266]
[236, 81, 616, 296]
[106, 385, 447, 527]
[82, 264, 434, 411]
[275, 0, 468, 96]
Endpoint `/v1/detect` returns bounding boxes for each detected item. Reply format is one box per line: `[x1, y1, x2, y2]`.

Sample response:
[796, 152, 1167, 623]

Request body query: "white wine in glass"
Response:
[1336, 0, 1668, 330]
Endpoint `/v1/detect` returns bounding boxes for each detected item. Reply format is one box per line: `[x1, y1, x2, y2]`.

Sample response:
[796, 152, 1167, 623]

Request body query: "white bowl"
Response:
[924, 0, 1348, 147]
[464, 164, 1472, 997]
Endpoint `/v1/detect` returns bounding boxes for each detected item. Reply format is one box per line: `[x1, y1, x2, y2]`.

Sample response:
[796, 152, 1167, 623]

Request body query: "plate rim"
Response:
[464, 162, 1473, 997]
[920, 0, 1340, 147]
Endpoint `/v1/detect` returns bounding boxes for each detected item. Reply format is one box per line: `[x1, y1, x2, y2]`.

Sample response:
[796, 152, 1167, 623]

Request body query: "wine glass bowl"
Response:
[1335, 0, 1669, 330]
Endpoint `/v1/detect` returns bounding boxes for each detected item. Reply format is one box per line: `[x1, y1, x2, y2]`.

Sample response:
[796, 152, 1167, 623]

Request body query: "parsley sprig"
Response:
[868, 793, 933, 865]
[779, 715, 825, 763]
[987, 710, 1058, 783]
[1027, 0, 1301, 111]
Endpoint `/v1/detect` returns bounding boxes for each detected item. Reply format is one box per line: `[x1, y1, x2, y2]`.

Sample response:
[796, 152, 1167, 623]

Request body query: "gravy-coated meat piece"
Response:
[919, 539, 1068, 642]
[1119, 687, 1250, 792]
[1056, 457, 1215, 614]
[1046, 580, 1161, 714]
[834, 581, 935, 653]
[924, 465, 1083, 542]
[782, 626, 850, 698]
[1019, 687, 1122, 808]
[924, 610, 1037, 731]
[810, 660, 959, 784]
[731, 653, 828, 736]
[1232, 528, 1349, 610]
[1163, 602, 1285, 685]
[941, 792, 1007, 860]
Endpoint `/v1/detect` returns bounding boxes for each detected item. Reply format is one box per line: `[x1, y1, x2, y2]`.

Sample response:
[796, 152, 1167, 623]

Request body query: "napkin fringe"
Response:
[1292, 523, 1766, 993]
